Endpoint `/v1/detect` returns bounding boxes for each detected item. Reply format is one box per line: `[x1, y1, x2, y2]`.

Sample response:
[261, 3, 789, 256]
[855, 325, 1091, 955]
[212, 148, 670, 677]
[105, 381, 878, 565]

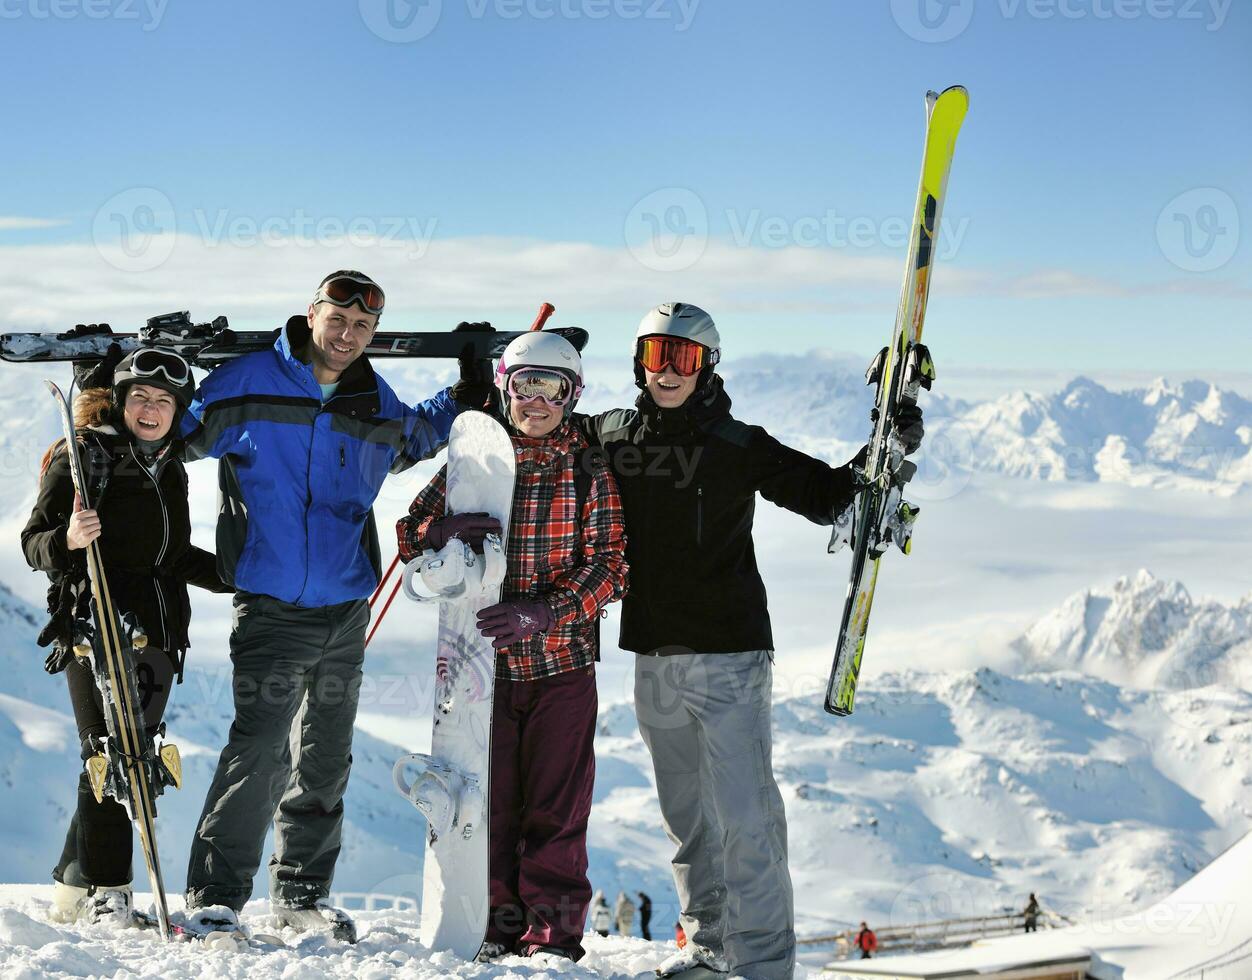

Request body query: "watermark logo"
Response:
[0, 0, 170, 31]
[624, 187, 709, 273]
[1156, 187, 1240, 273]
[359, 0, 444, 42]
[91, 187, 176, 273]
[891, 0, 975, 42]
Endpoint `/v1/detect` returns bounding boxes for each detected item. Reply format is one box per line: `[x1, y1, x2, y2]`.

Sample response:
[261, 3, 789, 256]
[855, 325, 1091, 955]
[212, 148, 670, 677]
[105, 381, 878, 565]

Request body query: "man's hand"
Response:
[427, 512, 502, 553]
[894, 402, 924, 455]
[452, 321, 497, 409]
[476, 599, 554, 650]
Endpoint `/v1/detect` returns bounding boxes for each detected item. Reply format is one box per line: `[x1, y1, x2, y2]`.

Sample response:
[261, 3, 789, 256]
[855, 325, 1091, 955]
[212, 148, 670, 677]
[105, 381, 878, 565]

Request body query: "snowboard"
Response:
[46, 381, 182, 938]
[825, 85, 969, 716]
[392, 411, 516, 960]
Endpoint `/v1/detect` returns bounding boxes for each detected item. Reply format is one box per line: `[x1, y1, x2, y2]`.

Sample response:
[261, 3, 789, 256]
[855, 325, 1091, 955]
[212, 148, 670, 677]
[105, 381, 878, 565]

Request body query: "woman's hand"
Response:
[65, 494, 101, 551]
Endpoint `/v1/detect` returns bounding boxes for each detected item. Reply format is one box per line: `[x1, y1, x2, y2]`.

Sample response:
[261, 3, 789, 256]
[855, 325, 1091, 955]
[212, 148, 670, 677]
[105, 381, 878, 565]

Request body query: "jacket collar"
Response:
[636, 374, 732, 438]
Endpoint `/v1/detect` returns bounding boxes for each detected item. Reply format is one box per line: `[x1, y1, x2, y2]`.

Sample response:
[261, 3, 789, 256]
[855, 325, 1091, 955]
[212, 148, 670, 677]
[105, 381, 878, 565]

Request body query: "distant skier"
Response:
[855, 922, 878, 959]
[180, 271, 476, 941]
[576, 302, 924, 980]
[591, 891, 612, 937]
[399, 331, 627, 962]
[23, 348, 228, 926]
[615, 890, 637, 936]
[638, 891, 653, 940]
[1024, 893, 1041, 932]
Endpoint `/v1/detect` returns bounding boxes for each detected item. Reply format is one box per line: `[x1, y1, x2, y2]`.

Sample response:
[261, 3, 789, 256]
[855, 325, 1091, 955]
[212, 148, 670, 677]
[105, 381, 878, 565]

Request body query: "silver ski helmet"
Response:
[494, 330, 585, 420]
[633, 301, 721, 391]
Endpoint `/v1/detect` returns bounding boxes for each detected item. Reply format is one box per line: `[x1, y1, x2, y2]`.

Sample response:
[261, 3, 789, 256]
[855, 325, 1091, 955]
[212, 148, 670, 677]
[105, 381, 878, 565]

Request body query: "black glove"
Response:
[453, 321, 495, 383]
[894, 401, 924, 455]
[73, 338, 123, 391]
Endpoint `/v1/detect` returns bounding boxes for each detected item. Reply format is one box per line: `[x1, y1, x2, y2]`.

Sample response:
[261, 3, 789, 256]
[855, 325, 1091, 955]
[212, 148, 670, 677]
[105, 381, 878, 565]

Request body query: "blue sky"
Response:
[1, 0, 1248, 374]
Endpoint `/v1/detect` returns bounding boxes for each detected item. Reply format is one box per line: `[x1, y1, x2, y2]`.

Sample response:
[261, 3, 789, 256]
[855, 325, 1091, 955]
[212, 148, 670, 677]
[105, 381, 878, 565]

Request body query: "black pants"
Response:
[53, 650, 175, 888]
[640, 909, 651, 940]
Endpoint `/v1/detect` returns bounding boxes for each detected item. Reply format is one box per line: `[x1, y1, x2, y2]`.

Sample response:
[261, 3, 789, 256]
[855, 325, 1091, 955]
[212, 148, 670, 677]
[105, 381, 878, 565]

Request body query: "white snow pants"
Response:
[635, 650, 795, 980]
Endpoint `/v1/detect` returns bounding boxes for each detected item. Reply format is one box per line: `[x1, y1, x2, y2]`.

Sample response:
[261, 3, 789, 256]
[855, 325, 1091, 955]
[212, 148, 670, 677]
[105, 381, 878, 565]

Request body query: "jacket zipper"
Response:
[696, 486, 703, 546]
[135, 447, 170, 650]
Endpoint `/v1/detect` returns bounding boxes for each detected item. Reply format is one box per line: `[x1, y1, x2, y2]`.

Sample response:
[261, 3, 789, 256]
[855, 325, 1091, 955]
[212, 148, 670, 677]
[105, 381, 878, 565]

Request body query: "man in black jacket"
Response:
[577, 302, 923, 980]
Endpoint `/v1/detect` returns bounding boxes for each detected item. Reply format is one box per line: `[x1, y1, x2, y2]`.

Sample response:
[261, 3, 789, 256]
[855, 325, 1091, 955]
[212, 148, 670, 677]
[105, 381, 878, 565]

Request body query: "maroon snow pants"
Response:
[487, 665, 597, 959]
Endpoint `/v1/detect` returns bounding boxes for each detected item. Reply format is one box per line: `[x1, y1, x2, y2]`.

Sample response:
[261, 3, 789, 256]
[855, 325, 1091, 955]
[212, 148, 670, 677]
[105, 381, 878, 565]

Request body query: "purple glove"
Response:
[428, 512, 502, 553]
[476, 599, 554, 650]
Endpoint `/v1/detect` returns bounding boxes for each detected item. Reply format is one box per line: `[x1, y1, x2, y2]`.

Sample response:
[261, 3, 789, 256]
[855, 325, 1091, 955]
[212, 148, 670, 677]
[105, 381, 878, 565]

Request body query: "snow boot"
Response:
[88, 885, 133, 926]
[182, 904, 243, 937]
[524, 943, 576, 961]
[49, 881, 89, 923]
[476, 942, 513, 961]
[656, 944, 730, 979]
[273, 902, 358, 943]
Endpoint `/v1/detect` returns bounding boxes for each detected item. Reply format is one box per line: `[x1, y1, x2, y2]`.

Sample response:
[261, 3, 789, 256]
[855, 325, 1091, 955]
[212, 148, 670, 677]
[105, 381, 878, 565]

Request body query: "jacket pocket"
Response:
[695, 485, 704, 546]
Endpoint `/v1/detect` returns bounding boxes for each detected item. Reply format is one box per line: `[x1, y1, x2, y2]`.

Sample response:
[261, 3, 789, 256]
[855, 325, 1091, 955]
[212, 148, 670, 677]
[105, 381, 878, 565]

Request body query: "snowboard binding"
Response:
[393, 754, 484, 843]
[402, 535, 506, 604]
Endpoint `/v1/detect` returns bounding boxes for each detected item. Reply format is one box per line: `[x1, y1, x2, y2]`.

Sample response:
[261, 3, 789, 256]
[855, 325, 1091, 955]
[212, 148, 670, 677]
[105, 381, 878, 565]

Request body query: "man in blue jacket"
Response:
[181, 271, 468, 940]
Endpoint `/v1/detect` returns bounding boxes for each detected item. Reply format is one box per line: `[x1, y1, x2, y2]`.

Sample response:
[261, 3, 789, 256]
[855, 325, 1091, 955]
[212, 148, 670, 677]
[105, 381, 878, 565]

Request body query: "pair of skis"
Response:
[825, 85, 970, 716]
[1, 310, 586, 369]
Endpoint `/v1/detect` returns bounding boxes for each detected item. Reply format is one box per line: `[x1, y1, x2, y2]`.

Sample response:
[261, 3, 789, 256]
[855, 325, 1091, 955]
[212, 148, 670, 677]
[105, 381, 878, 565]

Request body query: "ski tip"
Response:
[529, 302, 556, 332]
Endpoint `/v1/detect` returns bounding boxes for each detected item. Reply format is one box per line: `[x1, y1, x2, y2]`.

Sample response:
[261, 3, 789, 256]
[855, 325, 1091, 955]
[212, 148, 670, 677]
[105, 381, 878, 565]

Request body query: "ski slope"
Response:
[828, 832, 1252, 980]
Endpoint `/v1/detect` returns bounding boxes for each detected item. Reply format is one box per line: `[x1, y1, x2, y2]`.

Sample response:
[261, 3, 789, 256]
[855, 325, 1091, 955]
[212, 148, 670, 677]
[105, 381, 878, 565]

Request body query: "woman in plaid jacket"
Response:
[397, 332, 627, 962]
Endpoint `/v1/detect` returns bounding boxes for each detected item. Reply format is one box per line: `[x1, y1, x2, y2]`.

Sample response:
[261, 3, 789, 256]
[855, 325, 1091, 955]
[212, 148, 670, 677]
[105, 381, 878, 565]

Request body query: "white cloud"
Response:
[0, 216, 71, 231]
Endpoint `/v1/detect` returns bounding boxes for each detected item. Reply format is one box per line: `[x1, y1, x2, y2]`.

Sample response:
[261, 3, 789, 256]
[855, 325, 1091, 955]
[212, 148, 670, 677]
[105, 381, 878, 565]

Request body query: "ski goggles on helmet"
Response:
[635, 335, 717, 377]
[126, 348, 192, 387]
[504, 367, 576, 406]
[313, 272, 386, 316]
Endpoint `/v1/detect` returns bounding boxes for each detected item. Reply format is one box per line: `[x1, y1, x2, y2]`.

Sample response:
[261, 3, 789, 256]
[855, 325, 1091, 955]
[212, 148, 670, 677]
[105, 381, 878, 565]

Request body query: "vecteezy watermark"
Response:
[623, 186, 971, 272]
[0, 0, 169, 30]
[1156, 188, 1240, 273]
[92, 187, 177, 273]
[624, 187, 710, 273]
[189, 208, 439, 257]
[358, 0, 444, 42]
[359, 0, 699, 43]
[725, 208, 970, 258]
[891, 0, 1232, 42]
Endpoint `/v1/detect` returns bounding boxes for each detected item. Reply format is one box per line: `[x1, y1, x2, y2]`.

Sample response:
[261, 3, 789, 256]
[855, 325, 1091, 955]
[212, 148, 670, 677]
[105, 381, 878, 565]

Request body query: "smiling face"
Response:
[122, 383, 177, 441]
[508, 394, 563, 438]
[644, 367, 699, 409]
[306, 301, 379, 381]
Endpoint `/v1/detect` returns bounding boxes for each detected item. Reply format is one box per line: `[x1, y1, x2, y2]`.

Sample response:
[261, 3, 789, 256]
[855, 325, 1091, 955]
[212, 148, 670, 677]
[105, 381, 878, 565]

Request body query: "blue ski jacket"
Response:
[182, 316, 460, 607]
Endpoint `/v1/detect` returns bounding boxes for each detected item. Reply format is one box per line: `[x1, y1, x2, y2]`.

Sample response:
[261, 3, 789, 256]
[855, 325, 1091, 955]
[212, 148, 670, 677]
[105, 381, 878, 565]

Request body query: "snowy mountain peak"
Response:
[1014, 571, 1251, 690]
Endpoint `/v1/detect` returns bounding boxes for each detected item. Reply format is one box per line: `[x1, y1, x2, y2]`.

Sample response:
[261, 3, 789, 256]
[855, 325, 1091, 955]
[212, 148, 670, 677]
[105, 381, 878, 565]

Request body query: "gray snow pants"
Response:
[185, 592, 369, 911]
[635, 650, 795, 980]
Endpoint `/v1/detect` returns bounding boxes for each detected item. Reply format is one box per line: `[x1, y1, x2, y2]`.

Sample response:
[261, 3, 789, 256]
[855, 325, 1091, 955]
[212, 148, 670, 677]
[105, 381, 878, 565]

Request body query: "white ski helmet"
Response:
[633, 301, 721, 390]
[494, 331, 585, 418]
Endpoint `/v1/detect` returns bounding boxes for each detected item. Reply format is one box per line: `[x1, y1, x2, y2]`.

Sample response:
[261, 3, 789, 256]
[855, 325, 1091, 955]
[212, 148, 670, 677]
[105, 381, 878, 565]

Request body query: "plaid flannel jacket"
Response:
[398, 421, 628, 681]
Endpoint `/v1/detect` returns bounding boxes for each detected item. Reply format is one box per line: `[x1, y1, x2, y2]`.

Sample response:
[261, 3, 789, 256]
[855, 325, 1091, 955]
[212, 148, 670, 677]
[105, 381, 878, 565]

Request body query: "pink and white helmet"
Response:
[494, 331, 585, 417]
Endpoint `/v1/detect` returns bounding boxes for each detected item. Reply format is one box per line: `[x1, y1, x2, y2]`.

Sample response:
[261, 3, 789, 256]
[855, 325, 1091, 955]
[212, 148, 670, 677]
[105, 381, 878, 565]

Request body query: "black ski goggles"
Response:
[313, 273, 385, 316]
[128, 348, 192, 387]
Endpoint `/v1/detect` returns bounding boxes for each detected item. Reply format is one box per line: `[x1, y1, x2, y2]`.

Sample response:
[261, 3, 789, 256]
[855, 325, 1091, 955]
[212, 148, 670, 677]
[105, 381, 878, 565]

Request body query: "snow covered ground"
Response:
[0, 356, 1249, 977]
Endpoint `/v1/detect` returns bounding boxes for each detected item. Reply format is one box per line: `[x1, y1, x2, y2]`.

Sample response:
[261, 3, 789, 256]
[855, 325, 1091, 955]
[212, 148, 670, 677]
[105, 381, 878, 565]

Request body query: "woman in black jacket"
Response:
[22, 347, 227, 926]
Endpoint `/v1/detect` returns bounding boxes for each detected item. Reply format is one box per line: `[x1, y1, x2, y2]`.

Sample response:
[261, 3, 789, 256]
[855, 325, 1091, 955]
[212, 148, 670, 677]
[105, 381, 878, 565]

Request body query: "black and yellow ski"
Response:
[47, 380, 181, 938]
[825, 86, 969, 716]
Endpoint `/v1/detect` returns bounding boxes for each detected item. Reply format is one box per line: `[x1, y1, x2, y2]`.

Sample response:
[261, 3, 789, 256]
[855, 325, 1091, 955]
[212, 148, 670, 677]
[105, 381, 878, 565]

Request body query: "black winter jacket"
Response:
[577, 377, 859, 654]
[22, 425, 227, 662]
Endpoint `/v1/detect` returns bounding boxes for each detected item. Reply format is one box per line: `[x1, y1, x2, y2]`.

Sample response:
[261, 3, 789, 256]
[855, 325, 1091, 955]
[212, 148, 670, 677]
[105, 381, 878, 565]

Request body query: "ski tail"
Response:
[824, 86, 968, 717]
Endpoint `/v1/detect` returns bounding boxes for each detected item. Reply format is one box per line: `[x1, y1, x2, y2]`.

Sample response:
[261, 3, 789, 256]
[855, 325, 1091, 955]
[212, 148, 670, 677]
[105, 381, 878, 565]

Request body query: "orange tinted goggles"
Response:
[636, 336, 710, 377]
